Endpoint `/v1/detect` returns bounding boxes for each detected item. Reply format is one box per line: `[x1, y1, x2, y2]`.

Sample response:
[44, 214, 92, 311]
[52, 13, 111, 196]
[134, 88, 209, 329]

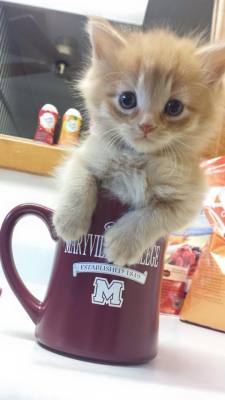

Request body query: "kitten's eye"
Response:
[119, 91, 137, 110]
[164, 99, 184, 117]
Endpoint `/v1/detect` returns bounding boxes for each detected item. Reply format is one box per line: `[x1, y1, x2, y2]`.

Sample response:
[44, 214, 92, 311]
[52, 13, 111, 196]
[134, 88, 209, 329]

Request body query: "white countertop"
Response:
[0, 275, 225, 400]
[0, 168, 225, 399]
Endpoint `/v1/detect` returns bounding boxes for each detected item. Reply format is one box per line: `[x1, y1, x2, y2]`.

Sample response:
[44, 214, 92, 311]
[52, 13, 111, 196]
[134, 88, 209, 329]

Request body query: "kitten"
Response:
[53, 17, 225, 266]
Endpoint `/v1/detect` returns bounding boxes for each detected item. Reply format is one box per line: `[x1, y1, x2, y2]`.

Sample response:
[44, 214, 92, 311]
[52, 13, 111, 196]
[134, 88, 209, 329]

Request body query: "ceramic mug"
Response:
[0, 190, 166, 364]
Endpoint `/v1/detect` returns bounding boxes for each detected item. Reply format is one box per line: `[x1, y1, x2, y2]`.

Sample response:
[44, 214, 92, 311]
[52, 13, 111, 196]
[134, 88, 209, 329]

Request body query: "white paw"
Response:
[104, 223, 145, 266]
[53, 208, 91, 242]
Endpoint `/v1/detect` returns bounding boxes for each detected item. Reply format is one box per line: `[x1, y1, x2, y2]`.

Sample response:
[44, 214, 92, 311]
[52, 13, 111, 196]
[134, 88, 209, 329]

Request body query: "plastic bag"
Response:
[180, 156, 225, 331]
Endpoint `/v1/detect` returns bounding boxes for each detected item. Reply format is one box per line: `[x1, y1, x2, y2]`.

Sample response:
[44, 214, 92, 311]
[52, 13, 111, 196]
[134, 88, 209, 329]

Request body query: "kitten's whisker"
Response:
[170, 140, 191, 168]
[99, 128, 124, 152]
[173, 138, 194, 152]
[102, 71, 125, 80]
[163, 144, 179, 176]
[172, 144, 185, 169]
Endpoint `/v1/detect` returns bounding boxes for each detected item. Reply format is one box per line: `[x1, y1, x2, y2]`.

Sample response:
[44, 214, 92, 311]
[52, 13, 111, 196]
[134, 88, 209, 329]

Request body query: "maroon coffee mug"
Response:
[0, 190, 166, 364]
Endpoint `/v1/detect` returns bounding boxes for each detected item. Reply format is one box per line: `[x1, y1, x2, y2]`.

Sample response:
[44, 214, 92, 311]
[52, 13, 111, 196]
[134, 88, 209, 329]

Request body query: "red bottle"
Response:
[34, 104, 58, 145]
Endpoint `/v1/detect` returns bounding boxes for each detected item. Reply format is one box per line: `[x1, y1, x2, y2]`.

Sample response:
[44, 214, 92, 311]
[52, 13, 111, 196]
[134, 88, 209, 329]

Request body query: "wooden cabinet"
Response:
[0, 134, 67, 176]
[211, 0, 225, 41]
[203, 0, 225, 159]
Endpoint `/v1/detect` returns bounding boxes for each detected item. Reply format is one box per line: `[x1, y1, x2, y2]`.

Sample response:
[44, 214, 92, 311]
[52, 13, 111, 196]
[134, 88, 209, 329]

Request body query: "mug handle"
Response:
[0, 203, 58, 324]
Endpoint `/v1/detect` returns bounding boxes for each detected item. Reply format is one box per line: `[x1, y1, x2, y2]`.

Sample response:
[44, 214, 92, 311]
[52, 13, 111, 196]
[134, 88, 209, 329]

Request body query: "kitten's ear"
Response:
[87, 17, 126, 61]
[196, 43, 225, 84]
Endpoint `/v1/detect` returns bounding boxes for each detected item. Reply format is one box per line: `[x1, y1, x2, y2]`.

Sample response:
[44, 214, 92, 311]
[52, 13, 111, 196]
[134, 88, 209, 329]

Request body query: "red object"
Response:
[0, 191, 166, 364]
[170, 245, 197, 268]
[201, 155, 225, 186]
[160, 280, 186, 315]
[34, 104, 58, 144]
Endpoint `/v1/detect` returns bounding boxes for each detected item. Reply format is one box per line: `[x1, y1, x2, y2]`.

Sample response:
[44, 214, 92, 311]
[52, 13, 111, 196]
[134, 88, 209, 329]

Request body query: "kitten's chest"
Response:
[102, 155, 149, 207]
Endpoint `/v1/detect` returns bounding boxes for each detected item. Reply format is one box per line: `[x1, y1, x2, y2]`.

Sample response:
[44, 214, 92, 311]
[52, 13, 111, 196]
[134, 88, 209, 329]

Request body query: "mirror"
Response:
[0, 0, 214, 144]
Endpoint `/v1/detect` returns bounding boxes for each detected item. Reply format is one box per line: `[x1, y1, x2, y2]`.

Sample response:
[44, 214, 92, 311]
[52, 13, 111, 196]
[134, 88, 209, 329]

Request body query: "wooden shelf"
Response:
[0, 134, 68, 176]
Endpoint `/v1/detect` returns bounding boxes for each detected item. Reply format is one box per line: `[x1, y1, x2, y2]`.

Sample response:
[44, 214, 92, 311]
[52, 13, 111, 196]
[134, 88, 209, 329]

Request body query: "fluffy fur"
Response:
[53, 18, 225, 266]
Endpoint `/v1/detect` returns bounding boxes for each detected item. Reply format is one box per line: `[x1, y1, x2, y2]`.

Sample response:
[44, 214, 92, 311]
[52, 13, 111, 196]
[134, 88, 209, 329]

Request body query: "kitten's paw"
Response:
[104, 223, 144, 267]
[53, 208, 91, 242]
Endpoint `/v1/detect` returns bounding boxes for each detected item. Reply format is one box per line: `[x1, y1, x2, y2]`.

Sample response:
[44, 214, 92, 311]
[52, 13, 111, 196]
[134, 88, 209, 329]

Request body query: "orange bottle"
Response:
[58, 108, 82, 145]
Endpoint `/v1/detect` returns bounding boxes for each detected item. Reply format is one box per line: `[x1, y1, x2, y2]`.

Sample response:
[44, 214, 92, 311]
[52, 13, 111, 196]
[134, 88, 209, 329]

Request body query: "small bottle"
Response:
[34, 104, 58, 145]
[58, 108, 82, 146]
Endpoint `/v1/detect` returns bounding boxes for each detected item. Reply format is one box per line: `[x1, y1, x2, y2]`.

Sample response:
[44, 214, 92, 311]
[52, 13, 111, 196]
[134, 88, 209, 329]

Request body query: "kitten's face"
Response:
[95, 50, 205, 154]
[81, 20, 225, 155]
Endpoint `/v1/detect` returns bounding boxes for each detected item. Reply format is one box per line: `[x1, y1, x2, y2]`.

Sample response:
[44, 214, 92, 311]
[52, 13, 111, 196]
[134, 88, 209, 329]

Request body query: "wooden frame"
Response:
[211, 0, 225, 41]
[0, 134, 67, 176]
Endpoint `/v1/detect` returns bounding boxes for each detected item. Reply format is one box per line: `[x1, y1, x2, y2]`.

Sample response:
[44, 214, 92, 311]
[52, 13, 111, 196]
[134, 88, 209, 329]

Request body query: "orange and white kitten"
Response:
[53, 18, 225, 266]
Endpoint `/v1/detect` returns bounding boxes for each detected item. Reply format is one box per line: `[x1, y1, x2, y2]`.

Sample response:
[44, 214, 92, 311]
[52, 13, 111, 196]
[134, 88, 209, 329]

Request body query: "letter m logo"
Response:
[92, 277, 125, 308]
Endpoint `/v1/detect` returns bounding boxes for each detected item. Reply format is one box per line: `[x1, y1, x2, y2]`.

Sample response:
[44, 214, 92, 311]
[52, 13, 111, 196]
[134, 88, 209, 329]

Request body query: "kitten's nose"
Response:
[139, 123, 155, 136]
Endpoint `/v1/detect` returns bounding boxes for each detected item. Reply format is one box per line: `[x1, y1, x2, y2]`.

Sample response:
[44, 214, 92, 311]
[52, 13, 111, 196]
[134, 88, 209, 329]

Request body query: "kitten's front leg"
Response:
[53, 158, 97, 242]
[104, 199, 200, 266]
[104, 211, 149, 266]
